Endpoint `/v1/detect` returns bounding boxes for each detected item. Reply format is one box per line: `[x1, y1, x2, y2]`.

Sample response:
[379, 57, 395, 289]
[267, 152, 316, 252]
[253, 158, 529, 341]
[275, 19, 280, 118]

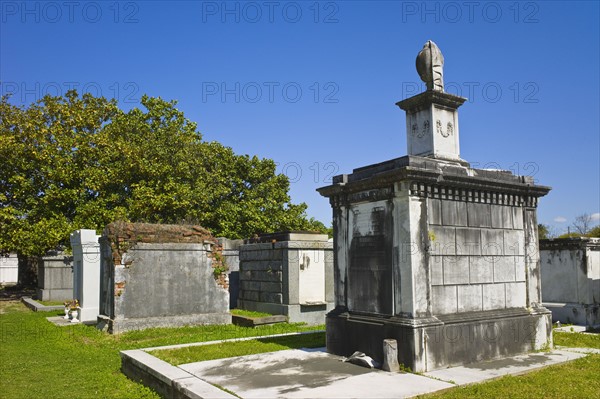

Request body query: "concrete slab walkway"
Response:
[121, 346, 588, 399]
[424, 350, 584, 386]
[180, 348, 454, 398]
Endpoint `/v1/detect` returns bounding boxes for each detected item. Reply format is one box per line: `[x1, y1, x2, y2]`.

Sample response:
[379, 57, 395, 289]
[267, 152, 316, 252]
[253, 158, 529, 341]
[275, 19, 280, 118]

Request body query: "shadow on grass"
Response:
[151, 331, 326, 365]
[0, 284, 35, 301]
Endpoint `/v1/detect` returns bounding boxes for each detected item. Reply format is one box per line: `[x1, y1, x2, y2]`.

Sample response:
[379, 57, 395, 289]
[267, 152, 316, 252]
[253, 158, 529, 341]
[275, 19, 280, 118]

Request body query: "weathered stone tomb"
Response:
[0, 253, 18, 285]
[238, 232, 334, 325]
[36, 252, 73, 301]
[97, 222, 230, 333]
[540, 237, 600, 328]
[318, 41, 553, 372]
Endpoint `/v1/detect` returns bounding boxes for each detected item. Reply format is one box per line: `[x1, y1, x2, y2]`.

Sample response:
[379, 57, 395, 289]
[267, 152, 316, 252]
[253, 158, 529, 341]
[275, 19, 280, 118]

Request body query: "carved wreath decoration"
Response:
[436, 120, 453, 137]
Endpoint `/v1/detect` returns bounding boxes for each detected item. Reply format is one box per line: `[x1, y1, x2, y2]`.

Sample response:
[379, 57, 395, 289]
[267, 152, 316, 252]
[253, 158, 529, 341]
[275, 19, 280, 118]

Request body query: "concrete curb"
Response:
[122, 330, 324, 398]
[121, 350, 236, 399]
[557, 346, 600, 355]
[21, 297, 64, 312]
[423, 350, 587, 386]
[141, 330, 325, 351]
[121, 332, 590, 399]
[231, 314, 288, 327]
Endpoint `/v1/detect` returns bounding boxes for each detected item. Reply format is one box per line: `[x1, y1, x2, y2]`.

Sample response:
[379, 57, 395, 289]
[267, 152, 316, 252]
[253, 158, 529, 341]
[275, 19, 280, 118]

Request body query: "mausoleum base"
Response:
[238, 299, 334, 326]
[543, 302, 600, 329]
[97, 313, 231, 334]
[36, 288, 73, 302]
[326, 307, 552, 372]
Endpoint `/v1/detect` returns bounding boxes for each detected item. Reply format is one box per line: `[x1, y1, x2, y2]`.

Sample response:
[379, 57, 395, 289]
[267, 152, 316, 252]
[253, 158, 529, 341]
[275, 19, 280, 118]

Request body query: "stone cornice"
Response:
[396, 90, 467, 112]
[540, 237, 600, 251]
[317, 156, 551, 208]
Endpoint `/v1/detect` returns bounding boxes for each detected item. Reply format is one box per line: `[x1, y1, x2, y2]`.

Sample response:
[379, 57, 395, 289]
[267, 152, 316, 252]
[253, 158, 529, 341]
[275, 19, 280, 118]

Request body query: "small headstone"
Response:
[382, 339, 400, 372]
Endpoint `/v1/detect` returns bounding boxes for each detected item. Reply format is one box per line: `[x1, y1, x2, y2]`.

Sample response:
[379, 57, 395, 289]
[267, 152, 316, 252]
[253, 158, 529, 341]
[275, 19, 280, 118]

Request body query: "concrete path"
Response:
[175, 348, 587, 398]
[424, 350, 584, 386]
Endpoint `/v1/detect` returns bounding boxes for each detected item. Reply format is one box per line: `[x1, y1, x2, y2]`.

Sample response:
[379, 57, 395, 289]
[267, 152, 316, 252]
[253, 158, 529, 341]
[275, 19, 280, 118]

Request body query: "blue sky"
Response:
[2, 1, 599, 234]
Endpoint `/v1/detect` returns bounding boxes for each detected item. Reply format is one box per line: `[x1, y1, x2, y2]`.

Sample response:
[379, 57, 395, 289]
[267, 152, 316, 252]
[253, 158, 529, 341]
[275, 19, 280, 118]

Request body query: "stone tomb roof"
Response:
[318, 155, 551, 207]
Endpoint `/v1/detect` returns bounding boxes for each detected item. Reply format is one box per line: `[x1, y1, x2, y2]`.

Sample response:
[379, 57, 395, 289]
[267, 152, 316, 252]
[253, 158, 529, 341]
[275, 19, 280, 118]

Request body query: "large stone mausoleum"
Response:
[318, 41, 553, 372]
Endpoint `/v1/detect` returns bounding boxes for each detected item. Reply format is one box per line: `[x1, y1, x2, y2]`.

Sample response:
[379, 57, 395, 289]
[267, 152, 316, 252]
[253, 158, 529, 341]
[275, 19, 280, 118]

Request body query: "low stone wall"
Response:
[540, 238, 600, 328]
[98, 222, 231, 333]
[37, 253, 73, 301]
[120, 349, 236, 399]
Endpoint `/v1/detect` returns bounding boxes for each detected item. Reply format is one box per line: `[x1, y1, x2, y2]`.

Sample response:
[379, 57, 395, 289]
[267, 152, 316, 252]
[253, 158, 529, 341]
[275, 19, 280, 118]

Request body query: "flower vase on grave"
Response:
[70, 308, 79, 323]
[64, 307, 70, 320]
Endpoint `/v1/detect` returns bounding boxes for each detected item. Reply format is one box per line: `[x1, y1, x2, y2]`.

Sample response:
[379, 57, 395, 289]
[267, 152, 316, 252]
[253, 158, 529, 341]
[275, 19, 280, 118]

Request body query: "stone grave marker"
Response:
[70, 229, 101, 323]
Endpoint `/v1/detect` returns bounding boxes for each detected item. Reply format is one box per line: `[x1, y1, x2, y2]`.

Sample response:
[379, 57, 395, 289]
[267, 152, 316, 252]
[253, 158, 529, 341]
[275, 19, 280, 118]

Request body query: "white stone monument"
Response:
[403, 40, 467, 164]
[318, 41, 552, 372]
[70, 229, 101, 323]
[0, 253, 18, 285]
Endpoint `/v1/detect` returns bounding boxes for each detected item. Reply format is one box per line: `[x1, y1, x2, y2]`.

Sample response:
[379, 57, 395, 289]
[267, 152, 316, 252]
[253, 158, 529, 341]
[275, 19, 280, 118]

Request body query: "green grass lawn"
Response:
[0, 300, 322, 399]
[36, 299, 67, 306]
[554, 330, 600, 349]
[422, 354, 600, 398]
[151, 332, 325, 365]
[2, 298, 599, 399]
[230, 308, 274, 318]
[421, 331, 600, 398]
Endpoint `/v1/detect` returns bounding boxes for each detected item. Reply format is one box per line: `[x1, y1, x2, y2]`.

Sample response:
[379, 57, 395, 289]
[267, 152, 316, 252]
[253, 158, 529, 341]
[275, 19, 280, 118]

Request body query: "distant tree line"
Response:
[538, 213, 600, 240]
[1, 91, 328, 256]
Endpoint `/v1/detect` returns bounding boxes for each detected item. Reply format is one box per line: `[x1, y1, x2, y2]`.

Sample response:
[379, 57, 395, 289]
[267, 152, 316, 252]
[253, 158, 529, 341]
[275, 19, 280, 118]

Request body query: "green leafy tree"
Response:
[556, 214, 600, 239]
[1, 91, 327, 255]
[585, 225, 600, 238]
[1, 91, 120, 255]
[557, 232, 583, 239]
[572, 213, 594, 235]
[538, 224, 550, 240]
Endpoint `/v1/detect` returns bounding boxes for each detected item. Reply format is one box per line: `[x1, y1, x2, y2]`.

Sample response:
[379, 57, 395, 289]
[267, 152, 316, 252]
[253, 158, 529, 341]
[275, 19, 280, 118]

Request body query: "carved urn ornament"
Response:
[416, 40, 444, 92]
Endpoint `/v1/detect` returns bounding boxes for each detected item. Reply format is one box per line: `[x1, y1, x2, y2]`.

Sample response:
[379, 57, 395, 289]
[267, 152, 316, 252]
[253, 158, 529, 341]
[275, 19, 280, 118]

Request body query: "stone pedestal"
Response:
[238, 232, 334, 325]
[398, 90, 467, 165]
[318, 157, 552, 371]
[70, 229, 101, 323]
[382, 339, 400, 372]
